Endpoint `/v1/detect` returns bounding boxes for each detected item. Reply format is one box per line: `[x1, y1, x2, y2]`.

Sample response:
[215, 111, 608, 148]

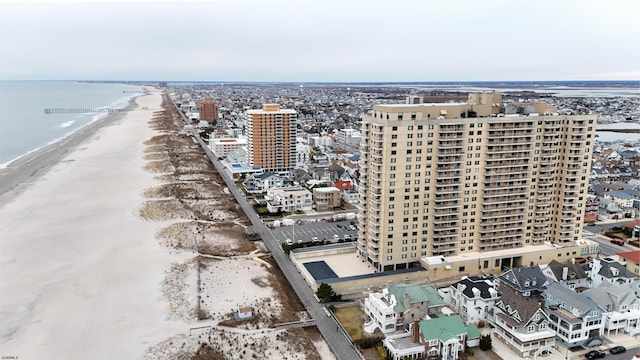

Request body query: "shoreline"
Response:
[0, 87, 189, 359]
[0, 98, 138, 207]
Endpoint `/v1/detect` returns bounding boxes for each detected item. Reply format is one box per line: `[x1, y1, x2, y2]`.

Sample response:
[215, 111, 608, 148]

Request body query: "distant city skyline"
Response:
[0, 0, 638, 82]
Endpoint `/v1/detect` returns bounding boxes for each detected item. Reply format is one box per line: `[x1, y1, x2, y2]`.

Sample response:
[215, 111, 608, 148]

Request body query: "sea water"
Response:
[0, 81, 143, 167]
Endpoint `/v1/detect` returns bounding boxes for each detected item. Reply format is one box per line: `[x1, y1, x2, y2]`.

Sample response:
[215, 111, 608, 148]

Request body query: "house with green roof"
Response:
[364, 283, 446, 334]
[383, 315, 477, 360]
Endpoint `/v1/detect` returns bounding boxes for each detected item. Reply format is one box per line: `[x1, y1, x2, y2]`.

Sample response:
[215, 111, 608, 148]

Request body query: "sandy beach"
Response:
[0, 88, 335, 360]
[0, 89, 189, 359]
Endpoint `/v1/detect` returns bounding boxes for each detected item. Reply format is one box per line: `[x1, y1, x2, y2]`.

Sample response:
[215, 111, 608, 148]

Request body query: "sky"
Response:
[0, 0, 638, 82]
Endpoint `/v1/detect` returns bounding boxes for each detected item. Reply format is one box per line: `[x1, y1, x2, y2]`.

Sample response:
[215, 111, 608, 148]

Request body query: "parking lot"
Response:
[269, 219, 359, 245]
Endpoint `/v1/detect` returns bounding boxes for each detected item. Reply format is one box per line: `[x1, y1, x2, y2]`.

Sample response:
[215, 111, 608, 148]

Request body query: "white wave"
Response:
[59, 120, 75, 128]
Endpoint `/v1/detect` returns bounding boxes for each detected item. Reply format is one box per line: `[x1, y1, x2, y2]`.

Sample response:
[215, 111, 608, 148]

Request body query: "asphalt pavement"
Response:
[191, 132, 364, 360]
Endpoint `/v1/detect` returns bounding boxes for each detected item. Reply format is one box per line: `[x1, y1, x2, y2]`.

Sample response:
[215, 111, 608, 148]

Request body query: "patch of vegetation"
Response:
[333, 304, 365, 341]
[316, 283, 342, 303]
[479, 334, 492, 350]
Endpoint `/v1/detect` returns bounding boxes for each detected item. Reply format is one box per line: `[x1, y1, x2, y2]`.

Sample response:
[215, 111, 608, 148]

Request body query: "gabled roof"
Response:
[546, 260, 588, 281]
[584, 282, 639, 310]
[618, 250, 640, 263]
[452, 276, 499, 300]
[545, 282, 601, 316]
[499, 266, 548, 292]
[598, 258, 636, 279]
[496, 286, 544, 327]
[255, 171, 276, 180]
[388, 283, 445, 313]
[418, 315, 467, 343]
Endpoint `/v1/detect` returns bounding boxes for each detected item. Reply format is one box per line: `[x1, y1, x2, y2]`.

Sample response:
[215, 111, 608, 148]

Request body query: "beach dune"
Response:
[0, 89, 187, 359]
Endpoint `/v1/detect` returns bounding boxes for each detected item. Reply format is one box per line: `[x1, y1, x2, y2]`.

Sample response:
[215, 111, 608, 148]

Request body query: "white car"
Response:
[297, 239, 303, 244]
[285, 238, 293, 245]
[344, 234, 351, 240]
[311, 236, 320, 243]
[333, 234, 340, 241]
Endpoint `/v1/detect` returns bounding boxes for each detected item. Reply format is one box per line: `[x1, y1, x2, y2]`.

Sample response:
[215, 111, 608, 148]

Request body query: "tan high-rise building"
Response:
[199, 97, 219, 125]
[357, 93, 597, 272]
[245, 104, 297, 172]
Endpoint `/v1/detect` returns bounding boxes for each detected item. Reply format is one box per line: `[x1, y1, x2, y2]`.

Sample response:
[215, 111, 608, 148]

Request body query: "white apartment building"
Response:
[334, 128, 361, 149]
[357, 93, 596, 272]
[209, 138, 247, 159]
[265, 187, 312, 213]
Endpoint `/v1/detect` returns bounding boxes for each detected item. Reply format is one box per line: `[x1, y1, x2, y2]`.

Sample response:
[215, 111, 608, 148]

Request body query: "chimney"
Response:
[412, 319, 420, 343]
[540, 297, 546, 310]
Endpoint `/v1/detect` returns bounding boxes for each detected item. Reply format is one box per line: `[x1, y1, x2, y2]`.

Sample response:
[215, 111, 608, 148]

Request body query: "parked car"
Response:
[349, 225, 356, 231]
[585, 350, 606, 359]
[297, 239, 303, 244]
[311, 236, 320, 243]
[344, 234, 351, 240]
[333, 234, 340, 240]
[610, 239, 624, 246]
[610, 346, 626, 354]
[285, 238, 293, 246]
[336, 224, 342, 228]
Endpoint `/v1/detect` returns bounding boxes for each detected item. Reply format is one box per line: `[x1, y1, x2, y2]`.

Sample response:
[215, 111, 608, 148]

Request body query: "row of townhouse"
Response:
[364, 255, 640, 360]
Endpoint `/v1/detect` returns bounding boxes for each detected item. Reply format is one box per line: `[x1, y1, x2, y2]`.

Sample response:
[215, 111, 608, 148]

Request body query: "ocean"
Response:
[0, 81, 143, 167]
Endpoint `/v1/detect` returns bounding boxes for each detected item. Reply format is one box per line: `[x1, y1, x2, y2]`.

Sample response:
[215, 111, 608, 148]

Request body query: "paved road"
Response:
[582, 230, 633, 256]
[170, 99, 363, 359]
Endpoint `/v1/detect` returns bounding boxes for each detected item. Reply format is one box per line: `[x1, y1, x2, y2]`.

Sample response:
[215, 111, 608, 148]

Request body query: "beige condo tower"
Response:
[245, 104, 297, 173]
[357, 93, 597, 272]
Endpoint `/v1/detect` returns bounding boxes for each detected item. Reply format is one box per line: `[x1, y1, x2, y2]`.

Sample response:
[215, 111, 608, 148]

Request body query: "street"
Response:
[191, 132, 364, 360]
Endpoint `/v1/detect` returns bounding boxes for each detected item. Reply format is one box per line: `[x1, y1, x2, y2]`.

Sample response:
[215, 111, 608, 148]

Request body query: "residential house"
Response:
[313, 187, 341, 211]
[248, 172, 291, 193]
[585, 195, 600, 222]
[603, 190, 635, 209]
[490, 287, 556, 359]
[544, 282, 605, 347]
[617, 250, 640, 276]
[363, 283, 445, 334]
[383, 315, 476, 360]
[588, 256, 637, 288]
[540, 260, 590, 292]
[498, 266, 549, 299]
[438, 276, 500, 325]
[265, 187, 312, 213]
[584, 282, 640, 336]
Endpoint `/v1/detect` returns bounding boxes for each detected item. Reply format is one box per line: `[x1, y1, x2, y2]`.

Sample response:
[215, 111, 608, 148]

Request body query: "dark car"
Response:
[610, 346, 626, 354]
[610, 239, 624, 246]
[585, 350, 606, 359]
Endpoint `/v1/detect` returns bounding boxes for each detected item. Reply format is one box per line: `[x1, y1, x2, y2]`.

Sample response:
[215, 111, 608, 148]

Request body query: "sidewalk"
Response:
[480, 327, 640, 360]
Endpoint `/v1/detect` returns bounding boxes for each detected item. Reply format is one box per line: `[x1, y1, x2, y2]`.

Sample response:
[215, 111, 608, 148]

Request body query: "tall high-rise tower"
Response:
[245, 104, 297, 173]
[357, 93, 596, 272]
[198, 97, 219, 125]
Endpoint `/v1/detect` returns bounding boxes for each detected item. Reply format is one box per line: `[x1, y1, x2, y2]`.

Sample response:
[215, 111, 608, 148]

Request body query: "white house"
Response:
[363, 284, 445, 334]
[544, 282, 605, 347]
[438, 276, 500, 325]
[491, 288, 556, 359]
[585, 282, 640, 337]
[588, 256, 637, 288]
[265, 187, 312, 213]
[540, 260, 590, 292]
